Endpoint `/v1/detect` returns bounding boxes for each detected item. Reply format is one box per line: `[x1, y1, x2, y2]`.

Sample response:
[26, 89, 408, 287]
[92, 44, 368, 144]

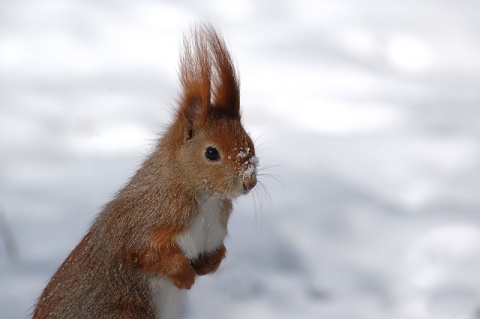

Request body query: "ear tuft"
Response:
[206, 26, 240, 117]
[178, 23, 240, 131]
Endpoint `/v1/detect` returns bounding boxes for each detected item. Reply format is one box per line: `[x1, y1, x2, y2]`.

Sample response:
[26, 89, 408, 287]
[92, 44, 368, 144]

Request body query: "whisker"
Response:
[257, 173, 283, 187]
[255, 181, 272, 210]
[254, 141, 277, 152]
[253, 129, 278, 145]
[217, 177, 236, 200]
[257, 164, 283, 171]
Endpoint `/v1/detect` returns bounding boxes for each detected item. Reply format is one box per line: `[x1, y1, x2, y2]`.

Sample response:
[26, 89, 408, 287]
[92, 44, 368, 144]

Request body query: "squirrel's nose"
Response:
[243, 177, 257, 191]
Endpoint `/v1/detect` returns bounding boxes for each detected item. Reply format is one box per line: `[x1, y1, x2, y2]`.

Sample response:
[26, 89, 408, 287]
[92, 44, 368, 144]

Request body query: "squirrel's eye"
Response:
[205, 146, 220, 161]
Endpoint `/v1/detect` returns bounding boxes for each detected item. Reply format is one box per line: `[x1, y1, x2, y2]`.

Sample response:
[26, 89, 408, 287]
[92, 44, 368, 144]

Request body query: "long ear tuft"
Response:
[178, 25, 212, 136]
[178, 24, 240, 136]
[204, 25, 240, 117]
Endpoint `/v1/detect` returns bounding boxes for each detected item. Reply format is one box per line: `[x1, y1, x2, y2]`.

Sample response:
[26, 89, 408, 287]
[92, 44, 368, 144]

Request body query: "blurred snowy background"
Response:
[1, 1, 480, 318]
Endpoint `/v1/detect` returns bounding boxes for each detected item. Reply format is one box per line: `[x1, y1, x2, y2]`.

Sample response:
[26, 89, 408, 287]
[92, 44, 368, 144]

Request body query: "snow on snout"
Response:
[235, 147, 258, 178]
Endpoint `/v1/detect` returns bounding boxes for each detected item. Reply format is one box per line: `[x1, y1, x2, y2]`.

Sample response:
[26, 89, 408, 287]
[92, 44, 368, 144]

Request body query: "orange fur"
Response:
[32, 24, 257, 319]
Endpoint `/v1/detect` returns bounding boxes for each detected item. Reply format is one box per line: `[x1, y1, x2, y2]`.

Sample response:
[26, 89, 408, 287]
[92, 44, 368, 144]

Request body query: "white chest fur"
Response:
[177, 195, 228, 259]
[149, 195, 228, 319]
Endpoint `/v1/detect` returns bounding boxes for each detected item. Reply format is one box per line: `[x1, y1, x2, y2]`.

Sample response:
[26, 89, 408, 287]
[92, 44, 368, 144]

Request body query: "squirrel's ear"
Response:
[207, 26, 240, 118]
[178, 26, 212, 140]
[180, 94, 208, 141]
[177, 24, 240, 141]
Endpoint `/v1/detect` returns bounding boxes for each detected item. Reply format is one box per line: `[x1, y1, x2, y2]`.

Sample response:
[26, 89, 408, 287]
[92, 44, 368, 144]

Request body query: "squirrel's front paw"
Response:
[170, 254, 196, 289]
[191, 245, 226, 276]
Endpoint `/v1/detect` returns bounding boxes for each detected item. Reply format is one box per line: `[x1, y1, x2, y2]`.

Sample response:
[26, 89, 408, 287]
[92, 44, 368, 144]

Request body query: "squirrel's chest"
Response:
[176, 196, 229, 259]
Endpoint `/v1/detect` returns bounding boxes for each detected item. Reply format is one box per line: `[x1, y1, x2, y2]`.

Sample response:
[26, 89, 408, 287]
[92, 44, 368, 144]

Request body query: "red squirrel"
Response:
[33, 24, 258, 319]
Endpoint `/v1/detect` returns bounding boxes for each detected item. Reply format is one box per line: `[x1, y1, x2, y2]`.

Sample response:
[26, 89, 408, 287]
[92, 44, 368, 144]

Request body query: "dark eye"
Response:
[205, 146, 220, 161]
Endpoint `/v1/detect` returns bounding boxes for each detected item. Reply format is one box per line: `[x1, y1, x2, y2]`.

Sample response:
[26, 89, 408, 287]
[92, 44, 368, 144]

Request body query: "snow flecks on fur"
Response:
[242, 156, 258, 178]
[236, 148, 250, 159]
[233, 147, 258, 179]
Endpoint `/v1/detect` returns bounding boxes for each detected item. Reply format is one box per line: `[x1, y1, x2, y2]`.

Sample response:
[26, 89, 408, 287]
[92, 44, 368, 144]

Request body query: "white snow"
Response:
[241, 156, 258, 179]
[1, 1, 480, 319]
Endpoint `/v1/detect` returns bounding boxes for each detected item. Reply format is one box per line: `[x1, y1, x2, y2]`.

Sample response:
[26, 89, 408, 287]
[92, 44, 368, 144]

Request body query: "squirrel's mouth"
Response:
[231, 176, 257, 197]
[211, 182, 256, 199]
[242, 176, 257, 193]
[203, 172, 257, 199]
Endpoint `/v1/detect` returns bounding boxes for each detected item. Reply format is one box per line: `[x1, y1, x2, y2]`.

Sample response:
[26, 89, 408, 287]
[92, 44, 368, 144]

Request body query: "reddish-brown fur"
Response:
[33, 24, 257, 319]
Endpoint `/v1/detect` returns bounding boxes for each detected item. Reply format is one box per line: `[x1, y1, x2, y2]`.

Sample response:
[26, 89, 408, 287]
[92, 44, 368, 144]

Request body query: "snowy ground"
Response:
[1, 1, 480, 318]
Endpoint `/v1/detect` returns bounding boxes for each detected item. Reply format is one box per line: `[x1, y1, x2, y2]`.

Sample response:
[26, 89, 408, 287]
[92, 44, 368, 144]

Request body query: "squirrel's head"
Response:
[167, 24, 257, 199]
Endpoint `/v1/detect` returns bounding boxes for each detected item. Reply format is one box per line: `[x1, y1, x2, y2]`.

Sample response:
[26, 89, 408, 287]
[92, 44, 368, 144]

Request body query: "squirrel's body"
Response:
[33, 24, 257, 319]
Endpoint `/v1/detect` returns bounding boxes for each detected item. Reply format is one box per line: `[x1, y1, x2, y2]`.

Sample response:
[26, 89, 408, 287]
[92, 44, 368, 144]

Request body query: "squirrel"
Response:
[32, 24, 258, 319]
